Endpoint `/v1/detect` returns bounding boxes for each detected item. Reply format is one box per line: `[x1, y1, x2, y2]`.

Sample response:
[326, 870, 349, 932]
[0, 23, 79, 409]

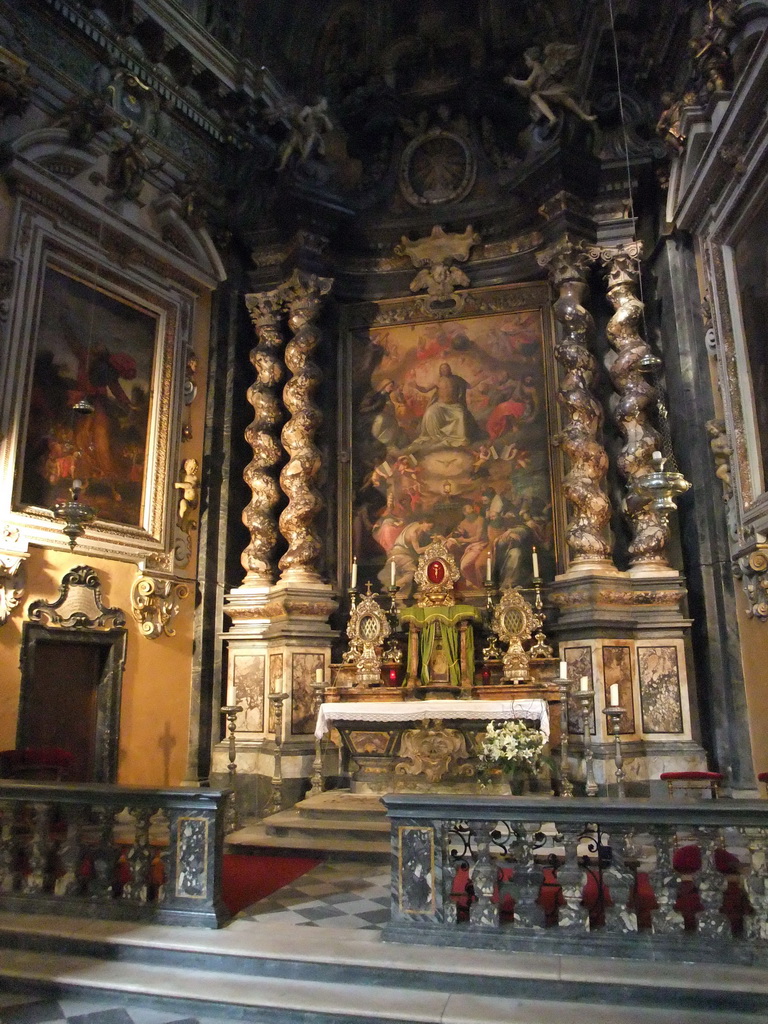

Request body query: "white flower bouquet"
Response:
[479, 719, 547, 776]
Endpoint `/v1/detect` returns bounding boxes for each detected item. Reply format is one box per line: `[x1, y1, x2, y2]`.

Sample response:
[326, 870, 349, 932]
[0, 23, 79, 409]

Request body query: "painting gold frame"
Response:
[0, 205, 188, 562]
[339, 282, 564, 599]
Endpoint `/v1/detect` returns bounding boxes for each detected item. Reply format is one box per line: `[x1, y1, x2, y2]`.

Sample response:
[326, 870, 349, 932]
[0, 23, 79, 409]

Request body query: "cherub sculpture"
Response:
[175, 458, 200, 533]
[504, 44, 596, 128]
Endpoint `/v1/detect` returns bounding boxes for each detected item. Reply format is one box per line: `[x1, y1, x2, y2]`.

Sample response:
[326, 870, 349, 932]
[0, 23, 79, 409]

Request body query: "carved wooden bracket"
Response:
[131, 566, 190, 638]
[0, 552, 27, 626]
[733, 543, 768, 620]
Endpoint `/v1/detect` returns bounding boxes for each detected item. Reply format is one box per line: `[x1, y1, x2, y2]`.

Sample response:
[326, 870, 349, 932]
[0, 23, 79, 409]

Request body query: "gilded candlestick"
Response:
[603, 704, 626, 798]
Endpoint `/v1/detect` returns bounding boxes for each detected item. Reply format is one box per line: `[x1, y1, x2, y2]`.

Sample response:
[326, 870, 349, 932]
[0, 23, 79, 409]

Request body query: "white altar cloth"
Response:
[315, 699, 550, 742]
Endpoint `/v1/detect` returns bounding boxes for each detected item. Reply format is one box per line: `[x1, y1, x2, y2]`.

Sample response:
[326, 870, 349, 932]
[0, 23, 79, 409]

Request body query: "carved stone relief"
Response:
[28, 565, 125, 629]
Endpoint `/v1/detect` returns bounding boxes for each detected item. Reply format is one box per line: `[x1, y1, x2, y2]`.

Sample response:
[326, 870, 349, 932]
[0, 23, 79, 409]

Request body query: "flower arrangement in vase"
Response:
[479, 719, 552, 793]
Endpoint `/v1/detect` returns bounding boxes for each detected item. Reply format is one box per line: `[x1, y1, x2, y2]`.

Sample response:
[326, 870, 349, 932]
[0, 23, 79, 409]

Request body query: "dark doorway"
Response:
[18, 624, 127, 783]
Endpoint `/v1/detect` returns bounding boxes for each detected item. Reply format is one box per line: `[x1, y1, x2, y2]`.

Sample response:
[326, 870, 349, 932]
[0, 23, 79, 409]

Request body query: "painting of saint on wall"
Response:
[17, 264, 159, 527]
[348, 300, 558, 598]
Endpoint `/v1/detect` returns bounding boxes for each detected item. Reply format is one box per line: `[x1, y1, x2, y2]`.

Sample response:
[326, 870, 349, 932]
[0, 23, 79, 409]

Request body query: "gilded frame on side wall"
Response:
[338, 281, 564, 601]
[0, 201, 188, 563]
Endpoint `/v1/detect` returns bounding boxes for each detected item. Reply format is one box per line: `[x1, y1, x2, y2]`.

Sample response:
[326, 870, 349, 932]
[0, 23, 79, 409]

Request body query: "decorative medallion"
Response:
[399, 129, 476, 207]
[492, 588, 537, 682]
[413, 539, 460, 607]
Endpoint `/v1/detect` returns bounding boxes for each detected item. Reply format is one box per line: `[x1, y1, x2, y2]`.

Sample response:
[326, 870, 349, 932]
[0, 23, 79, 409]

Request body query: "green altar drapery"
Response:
[400, 605, 479, 688]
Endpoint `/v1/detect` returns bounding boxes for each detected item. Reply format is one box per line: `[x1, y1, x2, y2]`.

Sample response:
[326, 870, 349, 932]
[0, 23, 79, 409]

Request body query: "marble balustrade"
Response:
[383, 794, 768, 964]
[0, 781, 230, 928]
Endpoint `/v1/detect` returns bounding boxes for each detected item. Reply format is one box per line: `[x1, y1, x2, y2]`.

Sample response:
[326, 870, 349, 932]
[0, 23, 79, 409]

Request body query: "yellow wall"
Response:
[737, 584, 768, 782]
[0, 292, 212, 788]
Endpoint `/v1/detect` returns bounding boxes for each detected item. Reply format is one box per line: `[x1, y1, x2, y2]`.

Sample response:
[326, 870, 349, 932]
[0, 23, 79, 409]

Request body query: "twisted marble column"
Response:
[599, 244, 668, 570]
[278, 270, 333, 583]
[537, 241, 612, 570]
[241, 288, 286, 585]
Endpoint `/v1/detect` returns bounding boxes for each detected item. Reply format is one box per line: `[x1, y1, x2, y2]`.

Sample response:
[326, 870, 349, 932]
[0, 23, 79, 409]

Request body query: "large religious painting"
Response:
[342, 283, 562, 599]
[18, 264, 158, 526]
[0, 214, 188, 560]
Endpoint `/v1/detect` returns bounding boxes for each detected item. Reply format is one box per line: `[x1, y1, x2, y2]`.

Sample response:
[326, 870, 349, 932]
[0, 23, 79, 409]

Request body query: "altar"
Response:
[316, 695, 557, 794]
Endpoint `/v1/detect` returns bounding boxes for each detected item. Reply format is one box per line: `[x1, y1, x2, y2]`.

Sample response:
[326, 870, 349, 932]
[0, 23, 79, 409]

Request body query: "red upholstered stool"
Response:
[757, 772, 768, 794]
[660, 771, 723, 799]
[0, 747, 74, 781]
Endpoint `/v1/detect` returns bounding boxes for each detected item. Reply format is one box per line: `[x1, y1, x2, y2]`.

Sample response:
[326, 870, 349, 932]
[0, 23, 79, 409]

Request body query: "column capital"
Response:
[592, 241, 644, 289]
[244, 286, 285, 329]
[536, 238, 593, 286]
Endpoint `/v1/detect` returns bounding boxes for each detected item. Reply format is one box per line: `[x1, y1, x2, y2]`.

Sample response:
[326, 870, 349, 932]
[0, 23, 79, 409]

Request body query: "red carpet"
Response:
[221, 853, 321, 915]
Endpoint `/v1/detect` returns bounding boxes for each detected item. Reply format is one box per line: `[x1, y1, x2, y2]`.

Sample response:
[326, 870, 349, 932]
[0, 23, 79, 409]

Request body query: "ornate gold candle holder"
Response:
[265, 692, 289, 817]
[556, 669, 573, 798]
[574, 687, 599, 797]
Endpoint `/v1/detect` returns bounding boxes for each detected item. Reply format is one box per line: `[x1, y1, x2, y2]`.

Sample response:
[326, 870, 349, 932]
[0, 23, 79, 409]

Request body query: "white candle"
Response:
[390, 558, 396, 587]
[315, 667, 324, 684]
[580, 676, 589, 692]
[226, 680, 236, 705]
[486, 553, 492, 582]
[610, 683, 620, 707]
[350, 557, 358, 590]
[560, 660, 568, 680]
[532, 547, 539, 578]
[652, 450, 662, 461]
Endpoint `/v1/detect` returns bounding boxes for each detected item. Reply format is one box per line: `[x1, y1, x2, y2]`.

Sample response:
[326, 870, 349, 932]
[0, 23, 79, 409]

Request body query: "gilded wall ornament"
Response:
[0, 553, 26, 627]
[131, 569, 190, 639]
[537, 240, 612, 568]
[395, 723, 474, 784]
[395, 225, 480, 311]
[733, 543, 768, 620]
[278, 270, 333, 583]
[504, 44, 597, 129]
[241, 287, 286, 585]
[0, 47, 35, 121]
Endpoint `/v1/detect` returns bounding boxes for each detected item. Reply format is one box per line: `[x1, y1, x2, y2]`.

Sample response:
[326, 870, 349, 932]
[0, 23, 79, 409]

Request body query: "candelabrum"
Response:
[574, 687, 599, 797]
[602, 704, 626, 798]
[382, 583, 403, 665]
[556, 670, 574, 797]
[309, 679, 325, 797]
[342, 585, 359, 664]
[220, 703, 243, 831]
[529, 575, 553, 659]
[482, 580, 503, 661]
[264, 692, 289, 817]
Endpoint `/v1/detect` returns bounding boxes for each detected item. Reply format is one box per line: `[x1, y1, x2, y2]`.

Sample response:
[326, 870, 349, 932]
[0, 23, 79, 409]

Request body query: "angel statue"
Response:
[504, 44, 597, 128]
[276, 96, 333, 172]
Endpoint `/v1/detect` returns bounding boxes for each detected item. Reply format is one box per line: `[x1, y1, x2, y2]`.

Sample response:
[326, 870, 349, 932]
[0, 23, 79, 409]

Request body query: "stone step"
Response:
[0, 914, 766, 1023]
[226, 791, 391, 860]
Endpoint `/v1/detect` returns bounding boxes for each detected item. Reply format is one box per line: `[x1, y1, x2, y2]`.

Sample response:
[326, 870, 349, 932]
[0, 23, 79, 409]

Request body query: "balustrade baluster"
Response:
[87, 806, 117, 901]
[0, 800, 19, 894]
[646, 824, 678, 935]
[698, 827, 729, 937]
[127, 807, 152, 903]
[743, 826, 768, 941]
[467, 820, 498, 929]
[441, 823, 458, 927]
[22, 801, 52, 894]
[599, 830, 634, 934]
[508, 821, 544, 928]
[555, 822, 587, 931]
[56, 805, 85, 897]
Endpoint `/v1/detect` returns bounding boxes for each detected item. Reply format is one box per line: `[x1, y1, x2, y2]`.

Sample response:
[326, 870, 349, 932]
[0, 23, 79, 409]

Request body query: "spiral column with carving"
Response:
[241, 288, 286, 585]
[537, 241, 612, 571]
[599, 244, 668, 571]
[278, 270, 333, 583]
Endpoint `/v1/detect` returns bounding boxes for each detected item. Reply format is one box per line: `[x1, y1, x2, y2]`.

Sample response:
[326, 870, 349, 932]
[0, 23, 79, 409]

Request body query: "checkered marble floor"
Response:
[237, 860, 391, 929]
[0, 993, 225, 1024]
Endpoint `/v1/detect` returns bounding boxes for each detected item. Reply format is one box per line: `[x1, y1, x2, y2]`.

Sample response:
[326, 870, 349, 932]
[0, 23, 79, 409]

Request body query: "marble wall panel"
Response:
[602, 645, 636, 734]
[397, 825, 436, 916]
[291, 652, 323, 735]
[564, 646, 595, 734]
[233, 654, 265, 733]
[638, 645, 684, 734]
[175, 816, 208, 899]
